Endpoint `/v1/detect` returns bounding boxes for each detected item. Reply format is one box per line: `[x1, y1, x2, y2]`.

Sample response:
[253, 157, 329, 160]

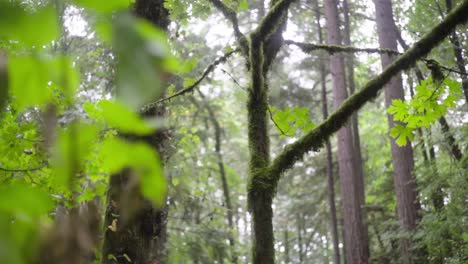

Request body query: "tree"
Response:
[324, 0, 369, 262]
[1, 1, 468, 263]
[101, 1, 171, 264]
[313, 0, 340, 262]
[373, 0, 422, 261]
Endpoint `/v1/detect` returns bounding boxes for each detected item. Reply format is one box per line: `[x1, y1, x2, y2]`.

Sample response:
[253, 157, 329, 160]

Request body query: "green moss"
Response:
[254, 0, 296, 42]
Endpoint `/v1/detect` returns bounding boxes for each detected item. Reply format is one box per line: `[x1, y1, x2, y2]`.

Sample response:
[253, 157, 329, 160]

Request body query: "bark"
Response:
[445, 0, 468, 104]
[342, 0, 369, 259]
[247, 1, 294, 263]
[438, 116, 462, 161]
[373, 0, 421, 262]
[324, 0, 369, 263]
[101, 1, 170, 264]
[313, 0, 340, 262]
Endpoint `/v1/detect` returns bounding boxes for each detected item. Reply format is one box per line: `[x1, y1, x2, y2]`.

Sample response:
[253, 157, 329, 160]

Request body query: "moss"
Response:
[268, 0, 468, 180]
[254, 0, 296, 42]
[285, 40, 401, 55]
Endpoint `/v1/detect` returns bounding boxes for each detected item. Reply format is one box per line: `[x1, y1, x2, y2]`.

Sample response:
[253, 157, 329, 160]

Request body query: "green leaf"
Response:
[72, 0, 131, 13]
[8, 56, 78, 111]
[99, 138, 166, 206]
[0, 3, 58, 46]
[183, 77, 197, 87]
[113, 14, 179, 110]
[0, 184, 53, 223]
[51, 124, 99, 190]
[98, 100, 154, 135]
[239, 0, 249, 12]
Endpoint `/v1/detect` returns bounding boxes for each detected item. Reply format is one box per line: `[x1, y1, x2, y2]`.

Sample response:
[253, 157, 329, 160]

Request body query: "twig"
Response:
[267, 106, 287, 136]
[439, 65, 468, 76]
[140, 49, 240, 113]
[219, 68, 246, 90]
[0, 165, 45, 172]
[206, 0, 249, 55]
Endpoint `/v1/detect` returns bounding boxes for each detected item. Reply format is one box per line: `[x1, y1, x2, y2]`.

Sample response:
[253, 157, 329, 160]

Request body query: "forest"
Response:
[0, 0, 467, 263]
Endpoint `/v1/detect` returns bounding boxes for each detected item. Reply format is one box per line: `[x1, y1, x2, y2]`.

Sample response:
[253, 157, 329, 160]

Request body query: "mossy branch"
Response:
[140, 49, 239, 113]
[285, 40, 401, 55]
[207, 0, 249, 56]
[253, 0, 297, 43]
[267, 0, 468, 181]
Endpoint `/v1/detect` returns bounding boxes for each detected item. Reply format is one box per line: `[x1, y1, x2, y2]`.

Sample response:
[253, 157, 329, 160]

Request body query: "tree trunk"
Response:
[198, 91, 238, 263]
[373, 0, 421, 262]
[313, 0, 341, 263]
[445, 0, 468, 104]
[324, 0, 369, 263]
[342, 0, 369, 260]
[101, 1, 170, 263]
[247, 1, 290, 263]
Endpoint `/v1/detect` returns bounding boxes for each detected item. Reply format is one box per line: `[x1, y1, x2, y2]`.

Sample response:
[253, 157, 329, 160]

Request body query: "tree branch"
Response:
[253, 0, 297, 43]
[267, 0, 468, 180]
[207, 0, 249, 56]
[0, 165, 45, 172]
[140, 49, 239, 113]
[285, 40, 400, 55]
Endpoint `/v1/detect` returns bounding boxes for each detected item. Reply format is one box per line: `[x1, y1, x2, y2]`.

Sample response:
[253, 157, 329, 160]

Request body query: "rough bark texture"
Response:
[101, 1, 170, 264]
[373, 0, 421, 262]
[342, 0, 370, 260]
[314, 0, 340, 262]
[324, 0, 369, 263]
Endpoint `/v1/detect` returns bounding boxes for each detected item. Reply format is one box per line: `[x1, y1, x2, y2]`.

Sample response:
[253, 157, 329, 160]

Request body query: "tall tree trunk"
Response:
[373, 0, 421, 262]
[341, 0, 369, 259]
[324, 0, 369, 263]
[445, 0, 468, 104]
[198, 91, 238, 263]
[313, 0, 341, 263]
[101, 1, 170, 263]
